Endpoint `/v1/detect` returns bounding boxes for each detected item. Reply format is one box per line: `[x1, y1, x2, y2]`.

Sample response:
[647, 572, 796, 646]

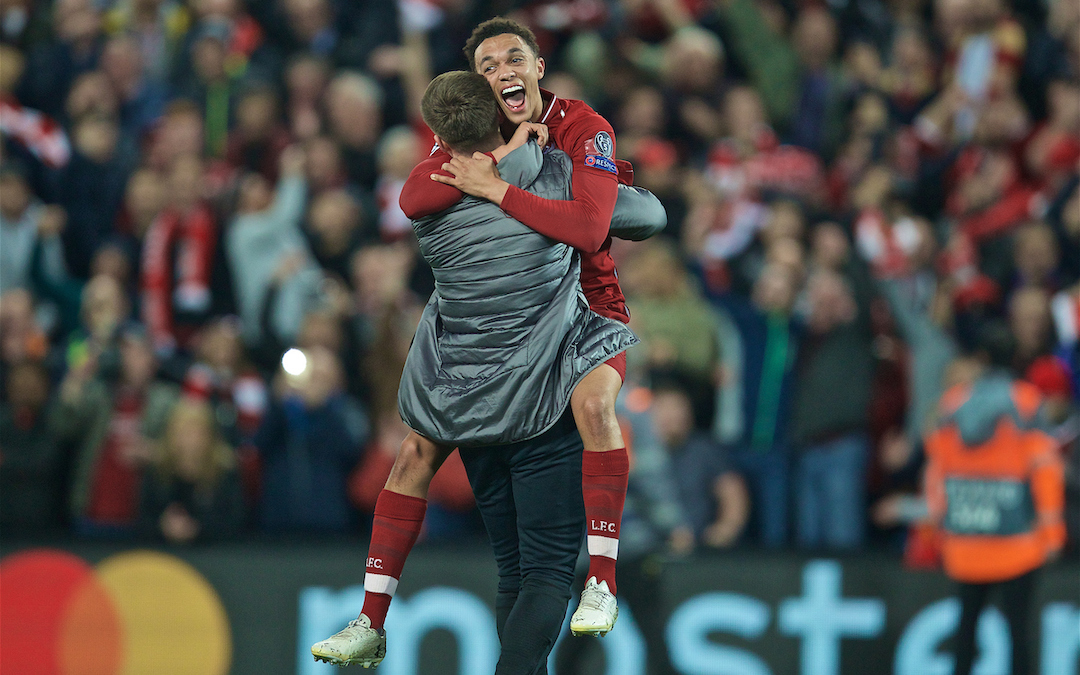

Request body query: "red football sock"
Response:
[582, 448, 628, 595]
[360, 489, 427, 630]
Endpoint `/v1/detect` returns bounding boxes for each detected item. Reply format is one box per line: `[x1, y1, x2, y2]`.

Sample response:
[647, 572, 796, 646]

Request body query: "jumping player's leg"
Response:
[312, 431, 453, 667]
[360, 432, 453, 629]
[568, 354, 629, 636]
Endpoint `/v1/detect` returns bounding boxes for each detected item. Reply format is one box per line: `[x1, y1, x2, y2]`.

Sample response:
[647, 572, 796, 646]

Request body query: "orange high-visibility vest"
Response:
[924, 379, 1066, 584]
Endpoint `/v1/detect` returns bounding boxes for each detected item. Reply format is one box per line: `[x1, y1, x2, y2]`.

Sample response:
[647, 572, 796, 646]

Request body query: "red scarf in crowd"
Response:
[140, 204, 216, 352]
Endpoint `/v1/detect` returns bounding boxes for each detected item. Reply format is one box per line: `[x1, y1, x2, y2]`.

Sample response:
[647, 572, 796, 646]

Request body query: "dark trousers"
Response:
[952, 569, 1038, 675]
[459, 412, 586, 675]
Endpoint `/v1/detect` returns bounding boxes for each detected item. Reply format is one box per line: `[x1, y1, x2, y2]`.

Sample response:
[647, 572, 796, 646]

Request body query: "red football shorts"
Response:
[603, 352, 626, 383]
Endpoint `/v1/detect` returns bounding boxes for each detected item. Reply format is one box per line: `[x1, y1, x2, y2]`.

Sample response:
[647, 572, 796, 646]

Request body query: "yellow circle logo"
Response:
[1, 549, 232, 675]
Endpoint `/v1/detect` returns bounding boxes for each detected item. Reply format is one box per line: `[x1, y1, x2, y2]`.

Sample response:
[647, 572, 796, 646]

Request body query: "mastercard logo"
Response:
[0, 549, 231, 675]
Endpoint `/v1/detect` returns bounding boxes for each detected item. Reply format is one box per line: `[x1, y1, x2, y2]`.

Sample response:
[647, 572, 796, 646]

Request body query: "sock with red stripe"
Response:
[360, 489, 427, 630]
[582, 448, 628, 595]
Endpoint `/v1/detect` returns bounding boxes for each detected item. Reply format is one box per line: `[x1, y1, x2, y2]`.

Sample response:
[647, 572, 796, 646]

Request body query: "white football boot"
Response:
[310, 613, 386, 668]
[569, 577, 619, 637]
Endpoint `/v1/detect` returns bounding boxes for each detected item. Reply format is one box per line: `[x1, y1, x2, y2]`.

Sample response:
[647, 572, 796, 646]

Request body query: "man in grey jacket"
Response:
[312, 71, 664, 672]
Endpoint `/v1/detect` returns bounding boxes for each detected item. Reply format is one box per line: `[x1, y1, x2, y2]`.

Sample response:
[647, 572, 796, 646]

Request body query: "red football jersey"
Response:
[399, 89, 628, 322]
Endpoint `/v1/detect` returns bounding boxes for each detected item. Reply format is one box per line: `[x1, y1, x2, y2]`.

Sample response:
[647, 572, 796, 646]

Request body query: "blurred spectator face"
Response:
[793, 7, 838, 71]
[237, 172, 273, 213]
[723, 87, 766, 144]
[284, 0, 331, 43]
[326, 74, 383, 149]
[765, 237, 806, 283]
[844, 41, 881, 88]
[907, 217, 938, 271]
[81, 274, 129, 338]
[164, 399, 218, 481]
[286, 54, 330, 105]
[1013, 222, 1059, 287]
[0, 290, 44, 363]
[154, 104, 204, 166]
[91, 245, 133, 287]
[192, 33, 227, 82]
[970, 0, 1004, 28]
[0, 44, 25, 94]
[101, 35, 144, 96]
[1063, 184, 1080, 240]
[943, 355, 985, 389]
[621, 240, 687, 299]
[542, 72, 583, 102]
[973, 95, 1030, 146]
[850, 165, 893, 209]
[236, 89, 279, 141]
[1048, 80, 1080, 129]
[119, 330, 157, 389]
[195, 0, 239, 20]
[166, 154, 204, 211]
[308, 189, 359, 256]
[297, 311, 343, 354]
[1009, 287, 1052, 359]
[305, 136, 345, 192]
[763, 200, 805, 245]
[757, 0, 789, 35]
[618, 86, 666, 137]
[935, 0, 976, 41]
[810, 222, 849, 270]
[54, 0, 101, 46]
[124, 168, 165, 238]
[6, 361, 49, 412]
[806, 270, 856, 334]
[662, 27, 724, 93]
[198, 318, 242, 373]
[891, 27, 934, 75]
[651, 388, 694, 447]
[1049, 0, 1080, 41]
[0, 0, 30, 44]
[0, 170, 31, 220]
[351, 243, 415, 309]
[377, 127, 420, 181]
[851, 93, 889, 137]
[284, 344, 342, 408]
[66, 71, 119, 120]
[73, 115, 119, 164]
[752, 263, 797, 313]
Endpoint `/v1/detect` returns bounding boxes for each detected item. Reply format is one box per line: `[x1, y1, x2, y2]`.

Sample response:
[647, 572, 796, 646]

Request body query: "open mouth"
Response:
[500, 85, 527, 114]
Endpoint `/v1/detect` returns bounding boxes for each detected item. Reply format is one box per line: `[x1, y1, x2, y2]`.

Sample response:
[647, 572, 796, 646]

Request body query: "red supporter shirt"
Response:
[85, 392, 144, 525]
[399, 89, 628, 323]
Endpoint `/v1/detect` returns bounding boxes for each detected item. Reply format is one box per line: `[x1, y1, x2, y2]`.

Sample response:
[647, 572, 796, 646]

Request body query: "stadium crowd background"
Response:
[0, 0, 1077, 563]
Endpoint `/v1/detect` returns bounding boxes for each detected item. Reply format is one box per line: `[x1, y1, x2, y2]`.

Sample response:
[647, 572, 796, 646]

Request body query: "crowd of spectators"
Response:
[0, 0, 1077, 562]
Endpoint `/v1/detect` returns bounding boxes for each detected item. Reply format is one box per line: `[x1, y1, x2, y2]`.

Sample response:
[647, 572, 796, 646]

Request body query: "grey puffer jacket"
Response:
[399, 142, 659, 447]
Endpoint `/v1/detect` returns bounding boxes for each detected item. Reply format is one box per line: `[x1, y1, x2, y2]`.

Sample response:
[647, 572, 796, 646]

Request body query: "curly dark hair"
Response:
[462, 17, 541, 72]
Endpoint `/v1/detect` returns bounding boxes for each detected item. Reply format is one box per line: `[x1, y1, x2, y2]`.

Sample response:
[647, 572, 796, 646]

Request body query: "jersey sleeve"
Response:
[499, 115, 619, 253]
[399, 151, 463, 219]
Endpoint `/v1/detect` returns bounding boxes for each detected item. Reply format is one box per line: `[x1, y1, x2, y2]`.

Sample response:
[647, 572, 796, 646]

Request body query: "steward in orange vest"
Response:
[925, 373, 1066, 582]
[924, 365, 1065, 675]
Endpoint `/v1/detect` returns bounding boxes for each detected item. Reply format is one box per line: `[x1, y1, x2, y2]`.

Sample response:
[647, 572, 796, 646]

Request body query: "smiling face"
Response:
[473, 34, 546, 127]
